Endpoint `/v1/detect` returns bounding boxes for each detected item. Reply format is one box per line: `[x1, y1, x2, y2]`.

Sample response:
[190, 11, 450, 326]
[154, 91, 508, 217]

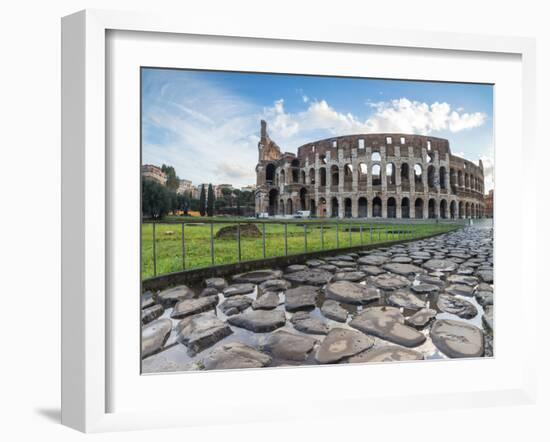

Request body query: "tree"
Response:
[161, 164, 180, 192]
[142, 180, 171, 219]
[198, 185, 206, 216]
[207, 183, 215, 217]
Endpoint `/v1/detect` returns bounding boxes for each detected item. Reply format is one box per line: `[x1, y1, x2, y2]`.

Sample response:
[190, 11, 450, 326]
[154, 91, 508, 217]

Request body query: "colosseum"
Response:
[255, 120, 485, 219]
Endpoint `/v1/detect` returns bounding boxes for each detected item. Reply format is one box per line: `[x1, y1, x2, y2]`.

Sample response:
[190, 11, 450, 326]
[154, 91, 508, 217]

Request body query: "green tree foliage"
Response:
[198, 185, 206, 216]
[142, 180, 171, 219]
[207, 183, 215, 217]
[161, 164, 180, 192]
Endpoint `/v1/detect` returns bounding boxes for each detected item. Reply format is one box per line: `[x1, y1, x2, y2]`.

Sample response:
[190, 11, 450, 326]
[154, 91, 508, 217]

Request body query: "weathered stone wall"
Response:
[255, 123, 485, 219]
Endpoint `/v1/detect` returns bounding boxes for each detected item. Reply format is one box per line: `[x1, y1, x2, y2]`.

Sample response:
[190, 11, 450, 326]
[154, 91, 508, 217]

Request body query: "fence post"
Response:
[210, 223, 215, 265]
[262, 222, 266, 258]
[386, 224, 388, 241]
[237, 223, 242, 262]
[304, 224, 307, 252]
[284, 223, 288, 256]
[336, 223, 339, 248]
[181, 223, 185, 270]
[321, 224, 324, 250]
[360, 225, 363, 245]
[152, 223, 157, 277]
[348, 223, 352, 246]
[370, 225, 373, 242]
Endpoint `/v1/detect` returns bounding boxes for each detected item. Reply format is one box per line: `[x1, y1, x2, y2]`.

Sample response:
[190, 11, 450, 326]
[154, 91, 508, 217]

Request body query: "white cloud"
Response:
[262, 98, 487, 144]
[302, 95, 309, 103]
[480, 154, 495, 192]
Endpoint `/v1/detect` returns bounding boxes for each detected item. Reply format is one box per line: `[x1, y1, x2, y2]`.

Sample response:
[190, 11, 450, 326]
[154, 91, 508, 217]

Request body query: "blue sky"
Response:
[142, 68, 494, 190]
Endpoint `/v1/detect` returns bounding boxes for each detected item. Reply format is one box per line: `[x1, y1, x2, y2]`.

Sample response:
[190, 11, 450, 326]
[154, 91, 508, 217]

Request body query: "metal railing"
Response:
[143, 217, 463, 278]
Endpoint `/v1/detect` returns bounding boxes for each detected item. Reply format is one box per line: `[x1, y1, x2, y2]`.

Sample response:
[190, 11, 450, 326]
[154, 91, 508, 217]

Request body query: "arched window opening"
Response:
[386, 163, 396, 186]
[331, 197, 339, 217]
[414, 164, 423, 185]
[265, 163, 275, 184]
[401, 197, 410, 219]
[387, 197, 396, 218]
[358, 197, 368, 218]
[372, 197, 382, 217]
[415, 198, 424, 219]
[319, 167, 327, 186]
[439, 167, 447, 189]
[344, 198, 352, 218]
[372, 164, 381, 186]
[371, 151, 381, 162]
[428, 199, 436, 219]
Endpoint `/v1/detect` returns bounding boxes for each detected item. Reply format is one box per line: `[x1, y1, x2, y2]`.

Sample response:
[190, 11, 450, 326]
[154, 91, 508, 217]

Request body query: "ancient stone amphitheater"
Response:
[255, 120, 485, 219]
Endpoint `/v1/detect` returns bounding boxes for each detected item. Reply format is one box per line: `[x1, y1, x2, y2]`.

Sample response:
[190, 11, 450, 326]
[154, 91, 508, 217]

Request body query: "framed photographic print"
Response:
[61, 9, 537, 433]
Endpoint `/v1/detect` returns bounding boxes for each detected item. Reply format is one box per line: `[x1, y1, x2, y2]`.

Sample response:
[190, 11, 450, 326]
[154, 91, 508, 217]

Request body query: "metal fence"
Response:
[143, 218, 464, 277]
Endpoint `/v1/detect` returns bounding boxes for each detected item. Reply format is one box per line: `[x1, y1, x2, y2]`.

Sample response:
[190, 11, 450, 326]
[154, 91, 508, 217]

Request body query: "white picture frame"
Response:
[61, 9, 537, 433]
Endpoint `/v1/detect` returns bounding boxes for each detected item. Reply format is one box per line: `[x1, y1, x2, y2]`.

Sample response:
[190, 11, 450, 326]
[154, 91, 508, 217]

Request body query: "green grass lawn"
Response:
[141, 217, 460, 279]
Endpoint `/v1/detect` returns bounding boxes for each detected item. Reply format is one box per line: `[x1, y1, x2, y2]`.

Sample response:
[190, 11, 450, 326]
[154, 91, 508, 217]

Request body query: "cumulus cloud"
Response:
[262, 98, 486, 143]
[480, 154, 495, 192]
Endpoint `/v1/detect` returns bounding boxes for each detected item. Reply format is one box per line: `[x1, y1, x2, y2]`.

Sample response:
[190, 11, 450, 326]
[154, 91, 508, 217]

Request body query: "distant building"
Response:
[177, 179, 193, 195]
[484, 189, 493, 218]
[240, 184, 256, 193]
[141, 164, 167, 185]
[215, 184, 234, 198]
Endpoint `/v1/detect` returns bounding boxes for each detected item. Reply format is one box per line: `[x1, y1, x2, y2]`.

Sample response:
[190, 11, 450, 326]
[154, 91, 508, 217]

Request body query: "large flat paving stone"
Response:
[382, 263, 425, 276]
[387, 290, 426, 310]
[157, 285, 195, 307]
[405, 308, 437, 328]
[223, 283, 255, 297]
[284, 285, 319, 311]
[483, 305, 494, 332]
[430, 319, 484, 358]
[291, 311, 330, 335]
[350, 307, 426, 348]
[332, 271, 366, 282]
[445, 284, 475, 297]
[315, 328, 374, 364]
[447, 275, 479, 286]
[141, 304, 164, 325]
[252, 292, 280, 310]
[263, 330, 317, 362]
[203, 342, 271, 370]
[422, 259, 458, 273]
[233, 269, 283, 284]
[321, 300, 349, 322]
[349, 345, 423, 363]
[284, 269, 333, 286]
[357, 255, 388, 266]
[324, 280, 380, 305]
[170, 295, 219, 319]
[371, 273, 411, 291]
[227, 309, 286, 332]
[205, 277, 228, 291]
[176, 313, 232, 355]
[259, 279, 291, 292]
[142, 318, 172, 358]
[219, 295, 252, 315]
[436, 293, 478, 319]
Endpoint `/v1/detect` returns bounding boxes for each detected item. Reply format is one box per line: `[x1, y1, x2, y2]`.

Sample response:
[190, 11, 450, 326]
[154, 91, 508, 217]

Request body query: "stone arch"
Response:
[287, 198, 293, 215]
[318, 197, 327, 217]
[300, 170, 306, 184]
[415, 198, 424, 219]
[358, 162, 368, 190]
[372, 164, 381, 186]
[450, 200, 457, 219]
[358, 197, 368, 218]
[401, 197, 410, 219]
[279, 169, 286, 186]
[427, 165, 436, 188]
[387, 197, 397, 218]
[428, 198, 436, 219]
[458, 170, 464, 187]
[331, 165, 339, 187]
[344, 198, 352, 218]
[459, 201, 464, 218]
[414, 164, 423, 185]
[291, 159, 300, 183]
[372, 197, 382, 217]
[268, 188, 278, 215]
[299, 188, 307, 210]
[310, 199, 316, 216]
[386, 162, 396, 186]
[265, 163, 275, 183]
[279, 199, 285, 215]
[465, 202, 470, 218]
[371, 151, 381, 162]
[439, 166, 447, 189]
[401, 163, 410, 187]
[309, 168, 315, 185]
[331, 197, 339, 217]
[344, 163, 353, 190]
[319, 167, 327, 186]
[440, 199, 448, 219]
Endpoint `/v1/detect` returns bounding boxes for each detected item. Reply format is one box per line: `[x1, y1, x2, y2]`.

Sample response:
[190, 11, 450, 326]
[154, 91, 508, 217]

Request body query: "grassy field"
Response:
[141, 217, 460, 279]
